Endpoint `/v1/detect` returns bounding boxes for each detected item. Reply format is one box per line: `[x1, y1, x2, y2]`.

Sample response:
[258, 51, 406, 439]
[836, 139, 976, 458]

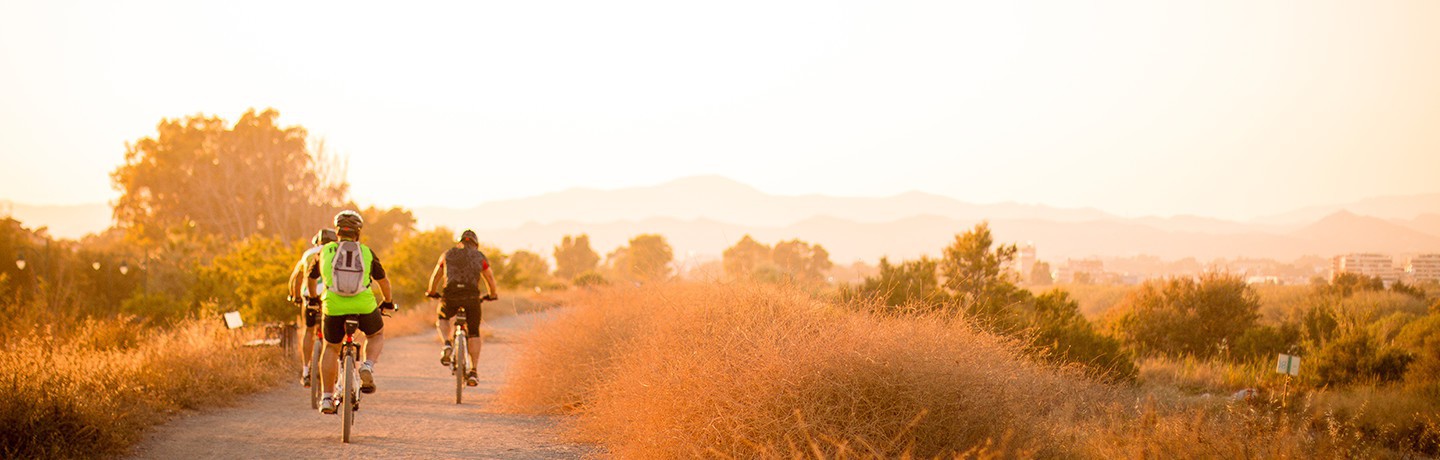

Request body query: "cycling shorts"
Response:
[323, 309, 384, 344]
[437, 296, 482, 339]
[300, 308, 321, 328]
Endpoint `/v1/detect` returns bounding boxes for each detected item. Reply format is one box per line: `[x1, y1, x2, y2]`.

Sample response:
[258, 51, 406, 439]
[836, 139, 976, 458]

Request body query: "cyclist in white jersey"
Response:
[288, 228, 337, 387]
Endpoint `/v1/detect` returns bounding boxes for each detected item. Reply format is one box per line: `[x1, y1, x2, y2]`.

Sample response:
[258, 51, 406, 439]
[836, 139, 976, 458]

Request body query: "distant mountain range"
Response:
[6, 176, 1440, 262]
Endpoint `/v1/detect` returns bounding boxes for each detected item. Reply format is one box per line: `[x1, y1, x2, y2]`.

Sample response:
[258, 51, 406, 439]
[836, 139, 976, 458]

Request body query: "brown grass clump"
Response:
[0, 316, 286, 459]
[500, 283, 1109, 458]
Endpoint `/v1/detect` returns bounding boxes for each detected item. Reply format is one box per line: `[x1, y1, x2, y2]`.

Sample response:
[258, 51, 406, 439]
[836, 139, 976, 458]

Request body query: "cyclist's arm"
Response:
[288, 260, 306, 300]
[426, 254, 446, 294]
[371, 256, 393, 303]
[306, 262, 320, 300]
[481, 266, 498, 297]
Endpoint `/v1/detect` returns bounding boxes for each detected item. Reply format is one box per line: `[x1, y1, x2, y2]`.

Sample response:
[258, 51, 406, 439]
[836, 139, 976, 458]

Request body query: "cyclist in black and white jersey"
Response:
[425, 229, 498, 386]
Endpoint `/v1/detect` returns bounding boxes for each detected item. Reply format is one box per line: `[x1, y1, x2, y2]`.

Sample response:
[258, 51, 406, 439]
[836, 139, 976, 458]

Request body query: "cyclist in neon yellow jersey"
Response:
[306, 210, 395, 415]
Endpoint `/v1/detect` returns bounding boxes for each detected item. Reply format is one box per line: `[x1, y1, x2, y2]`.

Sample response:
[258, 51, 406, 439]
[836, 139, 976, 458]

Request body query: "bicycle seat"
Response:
[344, 319, 360, 334]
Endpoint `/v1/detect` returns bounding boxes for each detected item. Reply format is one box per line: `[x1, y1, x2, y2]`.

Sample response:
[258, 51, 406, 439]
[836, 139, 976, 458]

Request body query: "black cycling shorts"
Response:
[299, 308, 321, 328]
[437, 297, 482, 339]
[323, 309, 384, 344]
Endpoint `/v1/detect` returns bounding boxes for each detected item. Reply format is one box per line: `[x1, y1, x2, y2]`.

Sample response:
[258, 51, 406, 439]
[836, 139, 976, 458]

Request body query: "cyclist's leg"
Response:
[464, 304, 483, 369]
[320, 315, 345, 394]
[435, 299, 458, 344]
[300, 310, 319, 374]
[358, 309, 385, 365]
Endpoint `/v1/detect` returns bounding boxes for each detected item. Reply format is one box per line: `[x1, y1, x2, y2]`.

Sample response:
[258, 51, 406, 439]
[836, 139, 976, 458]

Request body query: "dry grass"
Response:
[502, 282, 1439, 459]
[500, 283, 1108, 458]
[0, 315, 286, 459]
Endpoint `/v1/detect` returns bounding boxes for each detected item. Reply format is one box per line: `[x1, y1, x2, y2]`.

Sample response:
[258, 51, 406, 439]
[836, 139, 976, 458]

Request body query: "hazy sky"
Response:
[2, 0, 1438, 220]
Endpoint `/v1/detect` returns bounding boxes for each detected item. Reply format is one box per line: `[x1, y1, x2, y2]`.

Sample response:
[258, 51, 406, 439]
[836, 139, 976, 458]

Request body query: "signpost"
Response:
[1275, 354, 1300, 376]
[223, 311, 244, 330]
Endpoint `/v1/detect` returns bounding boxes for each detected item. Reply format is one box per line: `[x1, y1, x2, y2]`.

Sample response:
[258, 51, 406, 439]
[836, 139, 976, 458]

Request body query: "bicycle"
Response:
[431, 293, 491, 404]
[330, 306, 397, 443]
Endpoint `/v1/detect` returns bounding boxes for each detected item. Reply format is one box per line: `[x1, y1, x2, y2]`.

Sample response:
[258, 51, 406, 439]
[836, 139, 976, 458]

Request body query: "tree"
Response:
[940, 222, 1025, 328]
[1029, 261, 1053, 286]
[359, 206, 416, 255]
[110, 108, 347, 245]
[722, 235, 771, 280]
[1110, 273, 1262, 358]
[609, 234, 673, 282]
[772, 239, 834, 285]
[553, 234, 600, 281]
[507, 250, 551, 289]
[387, 228, 454, 305]
[853, 257, 944, 309]
[1025, 290, 1137, 382]
[195, 236, 302, 323]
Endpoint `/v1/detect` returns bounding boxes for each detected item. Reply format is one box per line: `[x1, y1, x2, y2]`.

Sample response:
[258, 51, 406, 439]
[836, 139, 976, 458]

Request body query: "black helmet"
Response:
[311, 228, 338, 246]
[457, 229, 478, 245]
[334, 210, 364, 230]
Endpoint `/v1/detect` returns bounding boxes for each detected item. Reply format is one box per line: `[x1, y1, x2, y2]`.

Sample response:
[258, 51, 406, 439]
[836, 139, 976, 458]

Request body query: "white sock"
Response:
[363, 360, 374, 369]
[302, 364, 310, 373]
[322, 392, 333, 399]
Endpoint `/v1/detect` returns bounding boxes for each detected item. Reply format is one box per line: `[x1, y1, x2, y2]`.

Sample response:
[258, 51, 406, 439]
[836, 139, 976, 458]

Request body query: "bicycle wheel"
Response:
[342, 351, 355, 443]
[454, 335, 466, 404]
[309, 339, 323, 409]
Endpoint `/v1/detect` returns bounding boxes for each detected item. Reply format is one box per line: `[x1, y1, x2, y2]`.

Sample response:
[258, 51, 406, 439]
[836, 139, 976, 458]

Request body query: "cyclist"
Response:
[308, 210, 395, 415]
[424, 229, 498, 387]
[288, 228, 337, 388]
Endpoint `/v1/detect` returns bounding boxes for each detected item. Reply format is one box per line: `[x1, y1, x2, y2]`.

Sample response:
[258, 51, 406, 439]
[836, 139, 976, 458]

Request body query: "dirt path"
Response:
[129, 310, 596, 459]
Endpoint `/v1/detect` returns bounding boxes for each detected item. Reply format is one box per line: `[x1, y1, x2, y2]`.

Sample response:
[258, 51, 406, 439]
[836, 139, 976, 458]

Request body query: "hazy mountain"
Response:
[1291, 211, 1440, 254]
[1, 201, 111, 239]
[472, 212, 1440, 265]
[6, 177, 1440, 262]
[412, 175, 1116, 230]
[1393, 214, 1440, 239]
[1260, 193, 1440, 224]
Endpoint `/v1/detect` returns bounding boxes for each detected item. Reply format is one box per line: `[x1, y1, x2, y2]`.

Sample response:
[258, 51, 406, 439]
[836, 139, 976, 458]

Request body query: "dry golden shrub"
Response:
[500, 283, 1109, 458]
[0, 317, 286, 459]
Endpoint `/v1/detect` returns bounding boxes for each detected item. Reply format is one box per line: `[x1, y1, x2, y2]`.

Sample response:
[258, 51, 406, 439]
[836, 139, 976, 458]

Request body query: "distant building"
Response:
[1408, 254, 1440, 283]
[1059, 258, 1105, 284]
[1014, 243, 1037, 278]
[1332, 253, 1400, 284]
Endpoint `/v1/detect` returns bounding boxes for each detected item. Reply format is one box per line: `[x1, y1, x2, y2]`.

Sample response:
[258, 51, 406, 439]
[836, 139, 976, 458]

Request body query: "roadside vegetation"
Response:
[502, 223, 1440, 458]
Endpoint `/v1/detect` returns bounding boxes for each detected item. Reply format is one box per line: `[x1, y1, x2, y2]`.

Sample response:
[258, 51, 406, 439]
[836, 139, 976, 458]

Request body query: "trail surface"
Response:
[130, 311, 595, 459]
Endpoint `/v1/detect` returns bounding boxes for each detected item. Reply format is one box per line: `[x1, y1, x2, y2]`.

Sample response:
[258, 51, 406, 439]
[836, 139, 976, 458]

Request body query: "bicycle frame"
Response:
[338, 318, 361, 443]
[452, 313, 468, 404]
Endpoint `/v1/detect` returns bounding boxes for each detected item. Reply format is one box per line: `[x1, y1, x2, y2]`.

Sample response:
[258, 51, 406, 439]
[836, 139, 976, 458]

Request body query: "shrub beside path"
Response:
[129, 311, 595, 459]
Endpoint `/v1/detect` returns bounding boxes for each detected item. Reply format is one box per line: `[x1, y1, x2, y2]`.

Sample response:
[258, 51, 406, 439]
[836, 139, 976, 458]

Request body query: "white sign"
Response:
[1276, 354, 1300, 376]
[223, 311, 244, 330]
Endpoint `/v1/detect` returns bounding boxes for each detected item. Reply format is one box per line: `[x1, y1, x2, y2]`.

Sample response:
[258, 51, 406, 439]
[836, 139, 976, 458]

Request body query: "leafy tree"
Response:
[110, 108, 347, 245]
[195, 236, 302, 323]
[506, 250, 550, 290]
[1326, 272, 1385, 297]
[1025, 290, 1137, 382]
[853, 257, 944, 309]
[1312, 331, 1413, 386]
[722, 235, 771, 280]
[1110, 273, 1261, 358]
[553, 234, 600, 281]
[608, 234, 673, 282]
[940, 222, 1026, 329]
[1029, 261, 1053, 286]
[772, 239, 834, 285]
[387, 228, 454, 305]
[359, 206, 416, 255]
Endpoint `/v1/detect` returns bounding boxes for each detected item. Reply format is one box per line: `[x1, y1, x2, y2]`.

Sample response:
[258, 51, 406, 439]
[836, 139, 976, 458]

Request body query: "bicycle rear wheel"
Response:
[342, 351, 355, 443]
[454, 335, 467, 404]
[309, 339, 323, 409]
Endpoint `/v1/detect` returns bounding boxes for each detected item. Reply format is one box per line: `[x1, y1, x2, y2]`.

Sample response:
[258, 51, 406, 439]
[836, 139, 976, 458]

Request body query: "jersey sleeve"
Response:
[370, 253, 387, 280]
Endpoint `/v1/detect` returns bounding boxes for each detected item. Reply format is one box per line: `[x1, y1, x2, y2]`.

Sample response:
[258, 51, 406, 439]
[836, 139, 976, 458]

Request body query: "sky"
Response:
[1, 0, 1438, 221]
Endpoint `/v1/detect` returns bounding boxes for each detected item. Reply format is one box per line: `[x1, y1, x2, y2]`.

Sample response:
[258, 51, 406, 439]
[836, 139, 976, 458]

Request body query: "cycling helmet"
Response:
[311, 228, 338, 246]
[457, 229, 478, 245]
[334, 210, 364, 230]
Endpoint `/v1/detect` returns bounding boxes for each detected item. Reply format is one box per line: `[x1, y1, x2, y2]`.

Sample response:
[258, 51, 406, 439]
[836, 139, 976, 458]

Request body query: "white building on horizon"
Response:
[1407, 254, 1440, 284]
[1332, 253, 1400, 285]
